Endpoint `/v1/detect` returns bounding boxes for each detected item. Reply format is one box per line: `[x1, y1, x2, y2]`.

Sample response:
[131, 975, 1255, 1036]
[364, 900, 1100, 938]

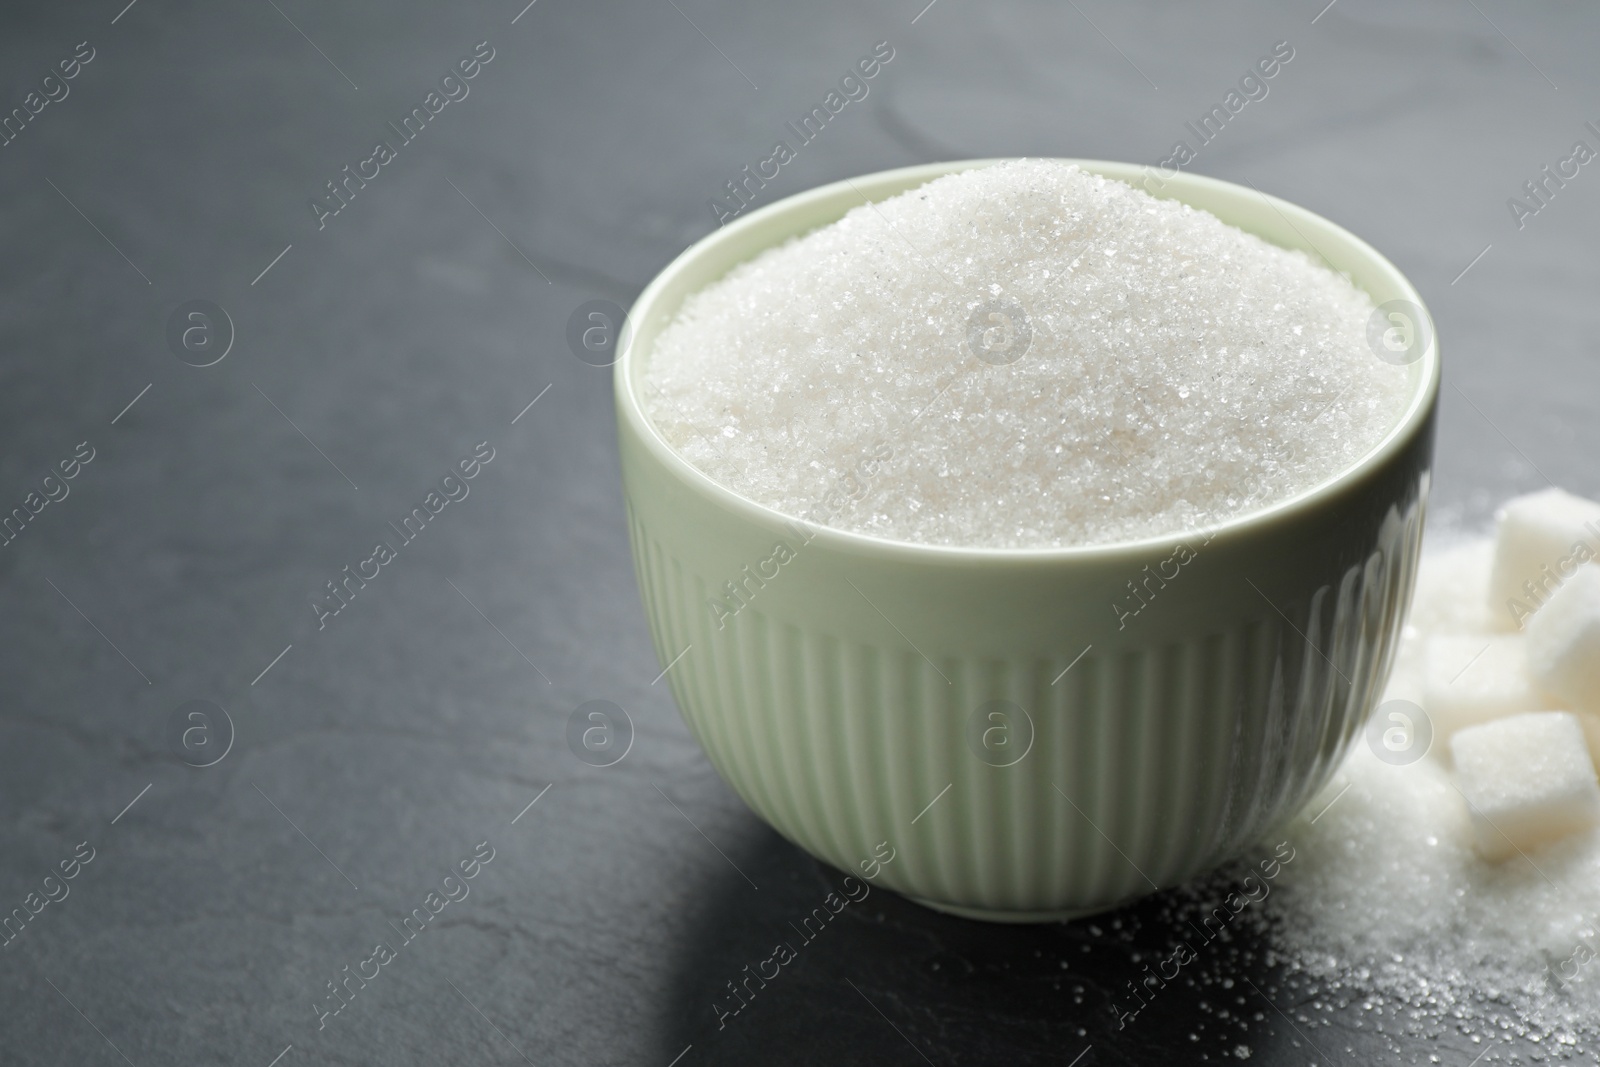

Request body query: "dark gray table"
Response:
[1, 1, 1593, 1063]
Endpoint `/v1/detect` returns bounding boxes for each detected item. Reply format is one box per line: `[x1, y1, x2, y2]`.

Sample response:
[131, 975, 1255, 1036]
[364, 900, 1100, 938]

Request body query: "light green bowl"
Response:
[616, 159, 1439, 922]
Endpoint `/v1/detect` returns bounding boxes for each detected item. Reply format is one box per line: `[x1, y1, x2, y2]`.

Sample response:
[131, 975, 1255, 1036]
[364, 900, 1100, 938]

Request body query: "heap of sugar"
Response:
[1244, 488, 1600, 1054]
[644, 159, 1413, 548]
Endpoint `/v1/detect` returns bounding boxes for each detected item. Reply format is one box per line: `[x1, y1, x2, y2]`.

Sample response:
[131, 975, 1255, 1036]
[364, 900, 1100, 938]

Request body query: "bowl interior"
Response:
[616, 158, 1440, 559]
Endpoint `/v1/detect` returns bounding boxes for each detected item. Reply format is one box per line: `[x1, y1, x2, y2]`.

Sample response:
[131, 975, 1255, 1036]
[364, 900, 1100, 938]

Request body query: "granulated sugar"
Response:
[644, 159, 1411, 548]
[1238, 535, 1600, 1060]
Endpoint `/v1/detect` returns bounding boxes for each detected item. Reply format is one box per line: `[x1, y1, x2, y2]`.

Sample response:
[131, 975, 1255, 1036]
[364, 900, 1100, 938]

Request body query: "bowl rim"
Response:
[615, 158, 1441, 565]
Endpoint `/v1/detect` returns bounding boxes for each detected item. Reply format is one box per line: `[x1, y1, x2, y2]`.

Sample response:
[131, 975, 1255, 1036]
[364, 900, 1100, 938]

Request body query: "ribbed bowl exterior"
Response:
[622, 429, 1432, 916]
[616, 160, 1440, 919]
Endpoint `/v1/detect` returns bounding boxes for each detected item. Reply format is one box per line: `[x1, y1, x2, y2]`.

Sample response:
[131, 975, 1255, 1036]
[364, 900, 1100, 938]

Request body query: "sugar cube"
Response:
[1410, 539, 1499, 636]
[1525, 564, 1600, 713]
[1452, 713, 1600, 863]
[1487, 488, 1600, 629]
[1577, 710, 1600, 766]
[1422, 633, 1542, 736]
[1450, 711, 1600, 861]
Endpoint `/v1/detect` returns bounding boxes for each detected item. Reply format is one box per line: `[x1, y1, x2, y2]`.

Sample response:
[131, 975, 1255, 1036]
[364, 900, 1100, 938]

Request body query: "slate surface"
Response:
[0, 1, 1594, 1064]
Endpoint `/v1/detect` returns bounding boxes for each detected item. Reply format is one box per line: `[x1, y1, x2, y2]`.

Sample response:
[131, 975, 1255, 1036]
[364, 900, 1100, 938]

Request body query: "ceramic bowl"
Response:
[614, 159, 1439, 921]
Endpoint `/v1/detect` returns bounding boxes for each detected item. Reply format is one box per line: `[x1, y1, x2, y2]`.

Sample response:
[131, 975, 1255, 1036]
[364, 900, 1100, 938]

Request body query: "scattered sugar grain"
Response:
[1254, 529, 1600, 1059]
[645, 159, 1411, 548]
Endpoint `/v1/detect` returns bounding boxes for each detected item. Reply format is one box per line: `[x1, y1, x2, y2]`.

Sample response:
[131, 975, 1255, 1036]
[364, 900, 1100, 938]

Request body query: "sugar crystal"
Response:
[645, 160, 1412, 547]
